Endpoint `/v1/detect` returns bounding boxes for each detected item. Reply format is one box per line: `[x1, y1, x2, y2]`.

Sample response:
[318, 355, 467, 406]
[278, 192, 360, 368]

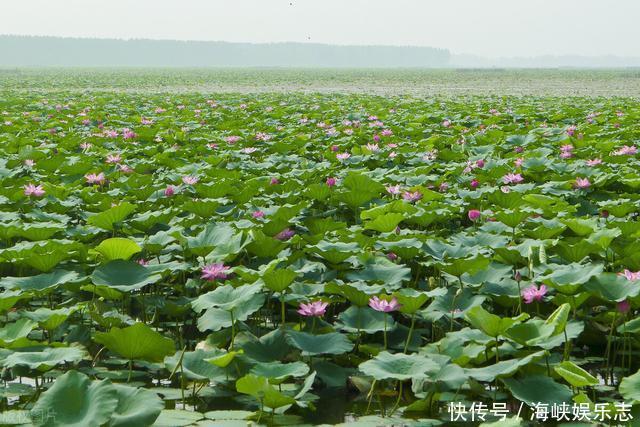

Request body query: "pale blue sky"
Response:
[2, 0, 638, 57]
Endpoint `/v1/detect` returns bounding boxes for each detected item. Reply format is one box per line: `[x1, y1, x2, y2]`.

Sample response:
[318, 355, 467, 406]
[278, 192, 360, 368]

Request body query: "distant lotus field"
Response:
[2, 90, 640, 426]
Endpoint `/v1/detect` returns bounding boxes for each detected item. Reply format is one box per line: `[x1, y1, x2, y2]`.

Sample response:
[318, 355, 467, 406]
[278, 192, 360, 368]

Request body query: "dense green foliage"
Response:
[1, 85, 640, 426]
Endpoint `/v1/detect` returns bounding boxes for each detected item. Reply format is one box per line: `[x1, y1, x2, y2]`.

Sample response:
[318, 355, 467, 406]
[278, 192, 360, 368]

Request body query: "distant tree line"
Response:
[0, 35, 451, 67]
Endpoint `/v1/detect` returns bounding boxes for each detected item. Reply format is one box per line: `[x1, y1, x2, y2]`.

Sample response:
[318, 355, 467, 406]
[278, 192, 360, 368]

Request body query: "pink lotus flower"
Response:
[155, 107, 166, 114]
[386, 252, 398, 261]
[502, 173, 524, 184]
[373, 135, 381, 142]
[468, 209, 481, 221]
[620, 269, 640, 281]
[106, 154, 122, 164]
[402, 191, 422, 202]
[137, 258, 149, 266]
[439, 182, 449, 192]
[560, 144, 573, 152]
[275, 228, 295, 241]
[297, 301, 328, 317]
[522, 284, 547, 304]
[613, 145, 638, 156]
[104, 130, 118, 138]
[586, 158, 602, 166]
[388, 151, 397, 158]
[470, 179, 479, 188]
[514, 146, 524, 154]
[201, 263, 231, 281]
[85, 172, 106, 185]
[476, 159, 485, 168]
[252, 210, 265, 219]
[386, 185, 401, 195]
[365, 143, 379, 152]
[336, 153, 351, 160]
[574, 177, 590, 189]
[225, 135, 241, 144]
[242, 147, 258, 154]
[122, 128, 137, 139]
[119, 164, 133, 174]
[255, 132, 271, 141]
[330, 145, 339, 152]
[369, 296, 401, 312]
[381, 129, 393, 136]
[182, 176, 199, 185]
[514, 157, 524, 167]
[24, 183, 45, 197]
[326, 177, 337, 187]
[566, 125, 577, 136]
[270, 177, 279, 185]
[24, 159, 35, 167]
[442, 120, 451, 128]
[164, 185, 176, 197]
[141, 118, 153, 125]
[80, 142, 92, 151]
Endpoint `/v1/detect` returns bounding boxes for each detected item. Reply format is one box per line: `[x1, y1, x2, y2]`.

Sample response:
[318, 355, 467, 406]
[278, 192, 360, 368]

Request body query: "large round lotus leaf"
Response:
[1, 269, 83, 291]
[359, 351, 440, 381]
[235, 374, 296, 410]
[0, 318, 38, 346]
[91, 260, 162, 291]
[619, 370, 640, 402]
[164, 349, 227, 381]
[501, 375, 572, 407]
[553, 361, 598, 387]
[2, 346, 88, 371]
[249, 361, 309, 381]
[94, 238, 141, 261]
[152, 410, 205, 427]
[30, 370, 118, 427]
[109, 384, 163, 427]
[191, 283, 262, 312]
[87, 202, 136, 231]
[286, 330, 354, 356]
[94, 323, 174, 362]
[336, 306, 396, 334]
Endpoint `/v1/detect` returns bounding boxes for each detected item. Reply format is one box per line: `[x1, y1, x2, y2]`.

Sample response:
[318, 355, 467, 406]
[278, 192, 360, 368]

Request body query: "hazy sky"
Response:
[2, 0, 639, 57]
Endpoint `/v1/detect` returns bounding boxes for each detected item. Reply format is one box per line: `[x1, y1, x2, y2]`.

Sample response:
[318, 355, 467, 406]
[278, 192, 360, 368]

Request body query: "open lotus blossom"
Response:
[468, 209, 481, 221]
[365, 143, 379, 151]
[164, 185, 176, 197]
[326, 177, 337, 187]
[106, 154, 122, 164]
[201, 263, 231, 281]
[442, 119, 451, 127]
[297, 301, 328, 317]
[275, 228, 295, 240]
[574, 177, 590, 189]
[252, 210, 265, 218]
[242, 147, 258, 154]
[502, 173, 524, 184]
[137, 258, 149, 266]
[522, 284, 547, 304]
[369, 296, 401, 312]
[386, 184, 401, 195]
[225, 135, 241, 144]
[270, 177, 280, 185]
[182, 175, 199, 185]
[566, 125, 577, 136]
[24, 183, 45, 197]
[613, 145, 638, 156]
[381, 129, 393, 136]
[24, 159, 35, 167]
[586, 158, 602, 166]
[620, 269, 640, 281]
[119, 164, 133, 174]
[336, 152, 351, 160]
[85, 172, 106, 185]
[402, 191, 422, 202]
[122, 128, 136, 139]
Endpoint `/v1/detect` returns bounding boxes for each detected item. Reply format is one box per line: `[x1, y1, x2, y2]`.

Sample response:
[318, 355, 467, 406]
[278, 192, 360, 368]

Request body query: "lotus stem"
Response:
[403, 314, 415, 353]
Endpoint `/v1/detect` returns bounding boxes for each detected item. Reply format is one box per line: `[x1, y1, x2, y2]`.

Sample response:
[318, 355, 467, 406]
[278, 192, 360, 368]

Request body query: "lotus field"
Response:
[3, 90, 640, 426]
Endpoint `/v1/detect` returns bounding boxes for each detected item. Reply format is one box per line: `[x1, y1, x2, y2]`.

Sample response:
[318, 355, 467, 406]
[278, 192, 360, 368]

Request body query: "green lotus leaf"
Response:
[554, 361, 598, 387]
[236, 374, 296, 410]
[286, 331, 354, 356]
[336, 306, 396, 334]
[249, 361, 309, 382]
[1, 269, 83, 291]
[91, 260, 162, 291]
[108, 384, 163, 427]
[87, 202, 136, 231]
[2, 346, 88, 371]
[94, 238, 141, 261]
[501, 375, 572, 406]
[94, 322, 174, 362]
[31, 370, 118, 427]
[359, 351, 440, 381]
[164, 349, 227, 382]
